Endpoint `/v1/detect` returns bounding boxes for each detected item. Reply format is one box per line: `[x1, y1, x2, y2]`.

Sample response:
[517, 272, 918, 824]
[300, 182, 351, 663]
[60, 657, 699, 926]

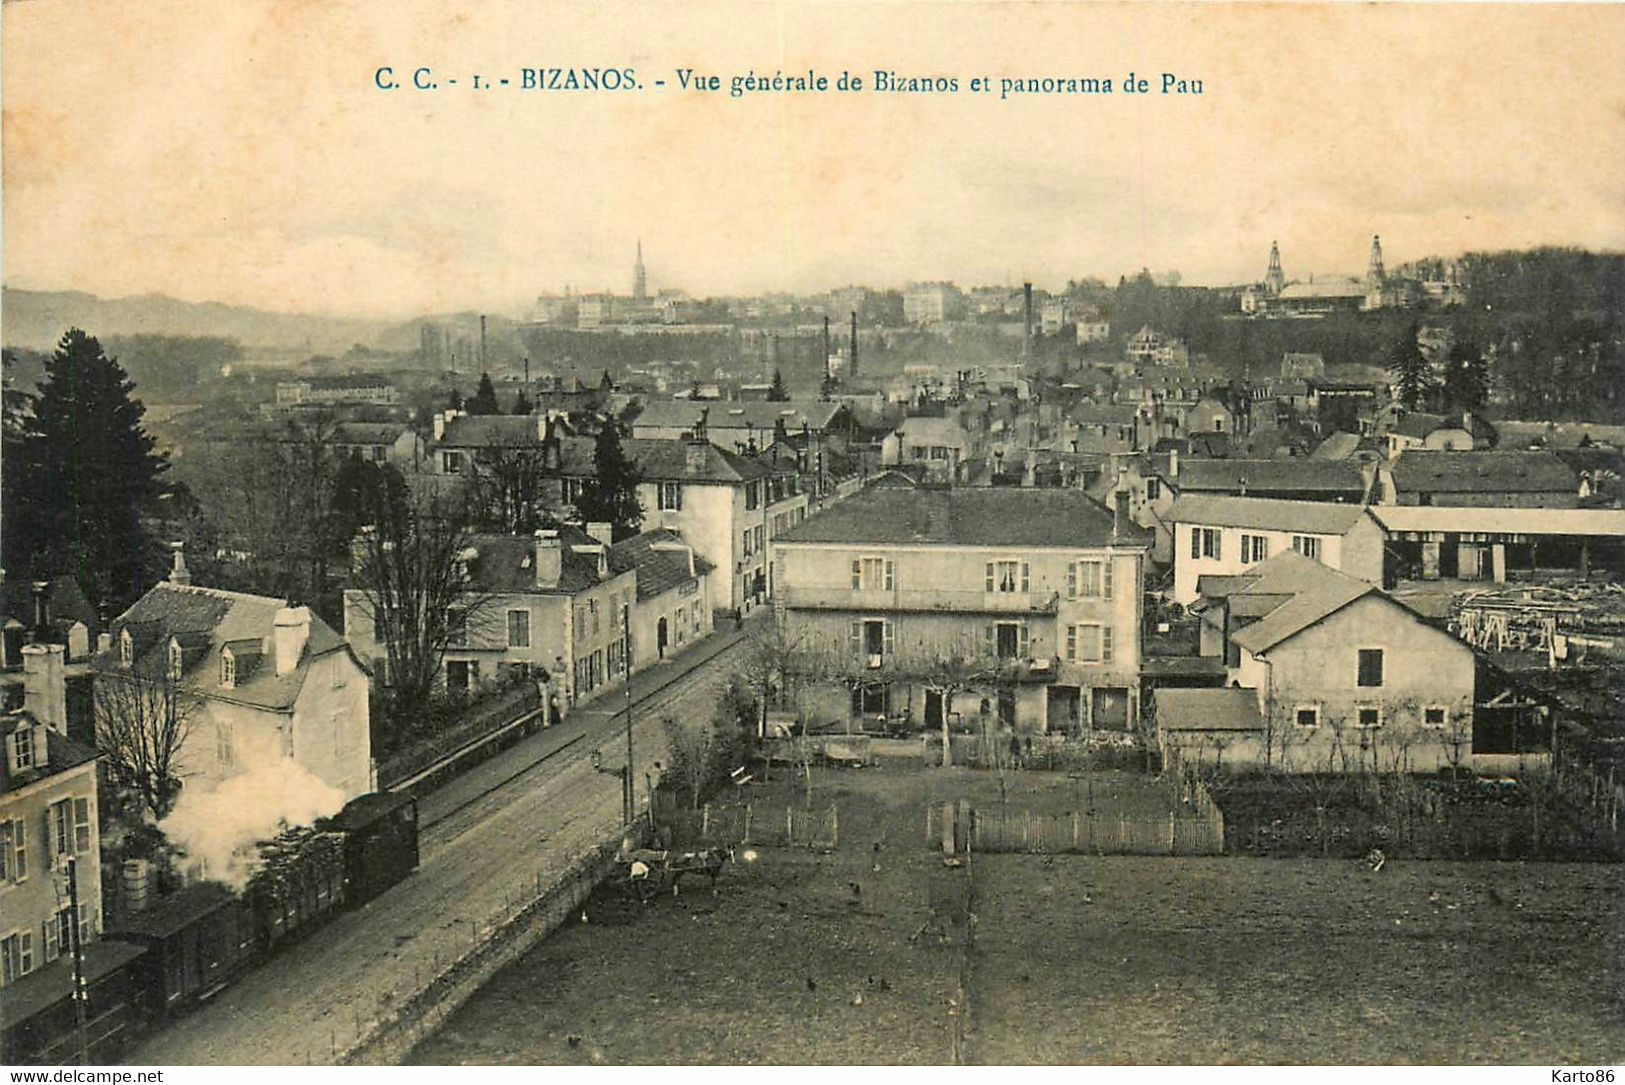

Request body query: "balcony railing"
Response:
[781, 585, 1060, 615]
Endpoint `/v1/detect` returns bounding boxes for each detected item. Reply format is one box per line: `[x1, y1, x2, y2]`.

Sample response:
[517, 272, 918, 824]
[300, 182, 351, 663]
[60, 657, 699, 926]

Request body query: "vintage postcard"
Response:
[2, 0, 1622, 1072]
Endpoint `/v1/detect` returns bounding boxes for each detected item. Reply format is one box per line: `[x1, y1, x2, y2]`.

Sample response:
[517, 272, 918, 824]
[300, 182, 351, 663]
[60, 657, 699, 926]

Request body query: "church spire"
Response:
[633, 239, 648, 303]
[1264, 240, 1285, 296]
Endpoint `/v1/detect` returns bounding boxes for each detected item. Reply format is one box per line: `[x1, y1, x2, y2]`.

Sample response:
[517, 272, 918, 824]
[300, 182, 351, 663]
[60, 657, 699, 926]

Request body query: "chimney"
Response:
[534, 530, 562, 589]
[31, 581, 49, 634]
[433, 410, 448, 442]
[1114, 491, 1131, 540]
[272, 606, 311, 676]
[168, 544, 191, 586]
[97, 632, 112, 655]
[849, 311, 859, 377]
[586, 521, 614, 547]
[1023, 282, 1034, 347]
[685, 434, 708, 476]
[23, 643, 67, 734]
[1167, 445, 1179, 479]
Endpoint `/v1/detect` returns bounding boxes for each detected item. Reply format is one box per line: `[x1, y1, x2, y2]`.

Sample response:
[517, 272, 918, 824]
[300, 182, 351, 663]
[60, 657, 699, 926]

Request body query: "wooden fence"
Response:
[377, 682, 542, 791]
[926, 803, 1223, 856]
[658, 801, 841, 850]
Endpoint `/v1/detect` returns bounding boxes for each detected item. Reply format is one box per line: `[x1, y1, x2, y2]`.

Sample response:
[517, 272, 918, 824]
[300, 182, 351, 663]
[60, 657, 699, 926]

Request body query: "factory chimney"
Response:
[1023, 282, 1034, 352]
[479, 315, 488, 371]
[849, 311, 859, 377]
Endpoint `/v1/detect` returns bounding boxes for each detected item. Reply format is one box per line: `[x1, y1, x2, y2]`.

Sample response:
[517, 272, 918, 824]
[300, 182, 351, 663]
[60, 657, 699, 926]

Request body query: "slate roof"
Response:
[1278, 276, 1366, 300]
[1224, 551, 1378, 655]
[608, 529, 717, 601]
[1156, 688, 1264, 732]
[1067, 403, 1139, 427]
[0, 717, 97, 794]
[632, 399, 844, 434]
[463, 526, 618, 595]
[555, 436, 777, 484]
[105, 584, 349, 711]
[1310, 432, 1361, 461]
[438, 415, 548, 449]
[1390, 450, 1578, 495]
[1173, 458, 1367, 496]
[1168, 494, 1373, 535]
[1390, 412, 1448, 440]
[776, 488, 1148, 549]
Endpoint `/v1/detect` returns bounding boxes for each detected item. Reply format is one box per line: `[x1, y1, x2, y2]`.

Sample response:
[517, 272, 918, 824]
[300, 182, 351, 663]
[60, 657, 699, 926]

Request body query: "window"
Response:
[1240, 535, 1270, 564]
[167, 640, 184, 680]
[745, 482, 760, 511]
[851, 683, 889, 716]
[1146, 478, 1161, 502]
[990, 622, 1031, 660]
[506, 609, 530, 649]
[45, 907, 73, 962]
[8, 728, 34, 773]
[220, 650, 236, 688]
[1294, 704, 1321, 728]
[658, 482, 683, 511]
[441, 450, 465, 475]
[742, 529, 754, 558]
[850, 619, 894, 660]
[1, 820, 25, 882]
[446, 659, 474, 692]
[217, 722, 235, 768]
[1357, 706, 1383, 729]
[2, 931, 34, 984]
[851, 557, 895, 591]
[1067, 623, 1113, 663]
[1357, 649, 1384, 688]
[1190, 527, 1221, 560]
[1069, 559, 1113, 599]
[1424, 706, 1449, 728]
[49, 798, 90, 857]
[985, 560, 1029, 594]
[119, 629, 133, 667]
[1292, 535, 1321, 560]
[447, 606, 470, 647]
[562, 478, 585, 504]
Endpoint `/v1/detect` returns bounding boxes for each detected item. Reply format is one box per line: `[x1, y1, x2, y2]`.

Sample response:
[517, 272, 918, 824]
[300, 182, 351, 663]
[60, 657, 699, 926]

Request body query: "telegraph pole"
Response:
[623, 605, 636, 825]
[67, 855, 88, 1065]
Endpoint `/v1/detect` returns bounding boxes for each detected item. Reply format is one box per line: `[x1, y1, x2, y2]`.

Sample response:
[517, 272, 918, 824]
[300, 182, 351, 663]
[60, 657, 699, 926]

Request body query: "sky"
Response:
[4, 1, 1623, 320]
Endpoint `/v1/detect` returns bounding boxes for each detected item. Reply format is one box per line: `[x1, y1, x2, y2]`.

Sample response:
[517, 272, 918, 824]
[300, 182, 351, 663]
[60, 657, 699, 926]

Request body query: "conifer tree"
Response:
[467, 371, 501, 415]
[5, 329, 169, 607]
[767, 369, 790, 401]
[1388, 321, 1432, 411]
[576, 421, 644, 540]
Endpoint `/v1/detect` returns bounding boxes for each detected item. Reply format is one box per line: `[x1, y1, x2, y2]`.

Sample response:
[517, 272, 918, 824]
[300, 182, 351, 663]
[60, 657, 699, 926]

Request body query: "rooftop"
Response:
[1390, 450, 1578, 495]
[1220, 551, 1380, 655]
[776, 487, 1147, 549]
[1172, 458, 1367, 495]
[632, 399, 845, 434]
[1168, 494, 1374, 535]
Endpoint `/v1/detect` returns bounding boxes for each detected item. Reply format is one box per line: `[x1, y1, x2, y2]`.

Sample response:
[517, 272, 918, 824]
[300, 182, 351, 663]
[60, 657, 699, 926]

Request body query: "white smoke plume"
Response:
[160, 731, 349, 891]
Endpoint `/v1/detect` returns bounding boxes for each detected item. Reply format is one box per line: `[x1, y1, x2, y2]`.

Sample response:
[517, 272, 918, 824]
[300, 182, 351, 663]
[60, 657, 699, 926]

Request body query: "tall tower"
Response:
[633, 240, 648, 303]
[1264, 240, 1285, 296]
[1367, 235, 1386, 284]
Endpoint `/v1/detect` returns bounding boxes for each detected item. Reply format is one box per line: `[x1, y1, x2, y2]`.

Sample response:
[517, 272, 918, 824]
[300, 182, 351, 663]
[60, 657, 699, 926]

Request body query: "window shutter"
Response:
[1102, 626, 1114, 662]
[1067, 563, 1077, 599]
[44, 917, 60, 963]
[850, 621, 863, 655]
[885, 561, 895, 590]
[1214, 532, 1222, 561]
[1191, 529, 1201, 560]
[73, 798, 90, 854]
[1066, 625, 1078, 661]
[851, 559, 861, 589]
[985, 563, 995, 592]
[984, 624, 995, 657]
[883, 621, 895, 656]
[14, 819, 25, 880]
[1020, 563, 1030, 593]
[1018, 625, 1031, 658]
[1104, 559, 1115, 600]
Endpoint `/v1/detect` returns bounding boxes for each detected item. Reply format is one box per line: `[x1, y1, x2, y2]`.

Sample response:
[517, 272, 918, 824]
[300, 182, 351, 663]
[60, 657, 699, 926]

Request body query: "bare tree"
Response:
[349, 489, 499, 713]
[93, 661, 198, 821]
[660, 713, 719, 811]
[470, 447, 558, 533]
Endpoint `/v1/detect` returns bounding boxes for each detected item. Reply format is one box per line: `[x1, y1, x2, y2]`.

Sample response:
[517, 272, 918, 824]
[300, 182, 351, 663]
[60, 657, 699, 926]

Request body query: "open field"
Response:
[411, 759, 1625, 1065]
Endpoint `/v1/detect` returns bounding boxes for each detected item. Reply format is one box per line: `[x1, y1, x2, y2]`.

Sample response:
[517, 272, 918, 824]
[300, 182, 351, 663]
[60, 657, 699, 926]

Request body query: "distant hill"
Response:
[1, 287, 395, 353]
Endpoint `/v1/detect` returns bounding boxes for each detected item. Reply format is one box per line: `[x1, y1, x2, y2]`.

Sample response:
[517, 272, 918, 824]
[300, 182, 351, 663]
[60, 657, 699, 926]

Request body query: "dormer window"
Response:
[220, 649, 236, 689]
[119, 629, 133, 668]
[7, 725, 34, 773]
[167, 640, 183, 681]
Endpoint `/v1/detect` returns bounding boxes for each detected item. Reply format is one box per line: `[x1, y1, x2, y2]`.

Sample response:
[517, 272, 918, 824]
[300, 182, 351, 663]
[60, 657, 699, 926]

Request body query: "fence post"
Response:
[1023, 811, 1032, 852]
[702, 803, 710, 841]
[1168, 811, 1177, 856]
[787, 805, 795, 846]
[830, 804, 839, 849]
[744, 803, 752, 845]
[1072, 811, 1080, 851]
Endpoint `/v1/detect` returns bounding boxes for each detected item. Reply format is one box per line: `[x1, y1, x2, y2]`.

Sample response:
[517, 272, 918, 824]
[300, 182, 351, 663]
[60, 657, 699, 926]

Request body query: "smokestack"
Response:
[30, 581, 49, 635]
[22, 642, 67, 734]
[480, 314, 488, 371]
[272, 606, 311, 677]
[823, 316, 831, 373]
[1023, 282, 1034, 348]
[534, 530, 562, 589]
[849, 311, 859, 377]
